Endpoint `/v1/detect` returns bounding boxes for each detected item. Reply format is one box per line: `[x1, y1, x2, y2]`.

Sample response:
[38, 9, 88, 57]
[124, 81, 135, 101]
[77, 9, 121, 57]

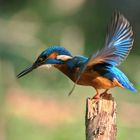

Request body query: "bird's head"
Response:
[17, 46, 73, 78]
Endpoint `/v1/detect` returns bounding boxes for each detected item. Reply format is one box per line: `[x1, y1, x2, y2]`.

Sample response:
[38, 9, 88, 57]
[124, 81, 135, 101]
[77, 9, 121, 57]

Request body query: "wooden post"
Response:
[85, 94, 117, 140]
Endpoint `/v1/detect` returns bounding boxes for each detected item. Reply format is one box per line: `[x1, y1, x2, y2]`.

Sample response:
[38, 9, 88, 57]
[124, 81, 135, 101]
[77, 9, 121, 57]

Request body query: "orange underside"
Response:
[55, 64, 123, 90]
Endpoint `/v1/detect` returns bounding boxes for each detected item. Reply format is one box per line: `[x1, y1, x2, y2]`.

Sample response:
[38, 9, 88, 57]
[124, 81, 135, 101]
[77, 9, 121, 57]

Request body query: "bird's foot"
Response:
[92, 94, 100, 99]
[91, 94, 101, 104]
[100, 91, 112, 99]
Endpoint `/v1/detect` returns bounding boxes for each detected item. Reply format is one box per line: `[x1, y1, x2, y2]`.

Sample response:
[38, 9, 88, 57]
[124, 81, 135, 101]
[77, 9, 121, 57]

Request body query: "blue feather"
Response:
[103, 66, 137, 92]
[92, 63, 137, 92]
[66, 55, 88, 69]
[87, 12, 134, 67]
[40, 46, 72, 57]
[103, 12, 133, 66]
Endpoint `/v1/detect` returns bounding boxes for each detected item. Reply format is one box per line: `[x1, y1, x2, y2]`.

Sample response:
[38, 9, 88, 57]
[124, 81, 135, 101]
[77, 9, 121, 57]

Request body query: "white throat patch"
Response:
[39, 64, 52, 69]
[56, 55, 72, 61]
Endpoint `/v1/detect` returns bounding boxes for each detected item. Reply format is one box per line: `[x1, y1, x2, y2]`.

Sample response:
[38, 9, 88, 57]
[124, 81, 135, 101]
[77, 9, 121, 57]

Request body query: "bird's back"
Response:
[92, 63, 137, 92]
[104, 66, 137, 92]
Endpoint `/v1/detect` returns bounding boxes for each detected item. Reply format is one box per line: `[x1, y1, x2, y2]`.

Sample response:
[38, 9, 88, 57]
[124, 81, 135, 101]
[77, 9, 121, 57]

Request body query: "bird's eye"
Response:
[38, 56, 46, 62]
[37, 55, 47, 63]
[39, 57, 43, 62]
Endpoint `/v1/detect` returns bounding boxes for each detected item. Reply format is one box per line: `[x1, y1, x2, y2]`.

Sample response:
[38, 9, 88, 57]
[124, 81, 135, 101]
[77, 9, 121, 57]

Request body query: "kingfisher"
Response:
[17, 12, 137, 99]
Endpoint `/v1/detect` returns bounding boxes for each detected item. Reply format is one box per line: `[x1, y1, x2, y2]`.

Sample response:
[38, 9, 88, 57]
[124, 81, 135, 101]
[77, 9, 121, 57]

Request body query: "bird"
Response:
[17, 12, 137, 99]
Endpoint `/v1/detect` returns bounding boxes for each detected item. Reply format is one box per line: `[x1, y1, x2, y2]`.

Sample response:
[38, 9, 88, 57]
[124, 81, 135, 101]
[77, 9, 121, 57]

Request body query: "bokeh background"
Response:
[0, 0, 140, 140]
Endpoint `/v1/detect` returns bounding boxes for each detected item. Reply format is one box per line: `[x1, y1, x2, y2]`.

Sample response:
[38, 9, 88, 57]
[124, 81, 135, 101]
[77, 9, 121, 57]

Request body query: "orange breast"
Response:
[77, 71, 115, 89]
[54, 64, 76, 81]
[55, 64, 119, 89]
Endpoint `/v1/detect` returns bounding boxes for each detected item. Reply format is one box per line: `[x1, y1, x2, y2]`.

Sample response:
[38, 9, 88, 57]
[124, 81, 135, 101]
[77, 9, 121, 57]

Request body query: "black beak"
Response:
[17, 63, 37, 79]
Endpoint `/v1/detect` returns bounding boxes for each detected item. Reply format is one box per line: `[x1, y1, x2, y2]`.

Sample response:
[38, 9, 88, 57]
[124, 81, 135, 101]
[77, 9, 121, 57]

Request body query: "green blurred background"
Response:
[0, 0, 140, 140]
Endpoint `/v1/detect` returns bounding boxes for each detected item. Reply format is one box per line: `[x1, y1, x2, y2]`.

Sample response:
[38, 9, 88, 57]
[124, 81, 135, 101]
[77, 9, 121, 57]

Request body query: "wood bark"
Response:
[85, 94, 117, 140]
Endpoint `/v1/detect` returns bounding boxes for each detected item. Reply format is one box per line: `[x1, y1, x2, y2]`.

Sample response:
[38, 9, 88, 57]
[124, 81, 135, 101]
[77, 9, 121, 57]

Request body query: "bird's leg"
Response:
[92, 89, 100, 99]
[100, 89, 111, 98]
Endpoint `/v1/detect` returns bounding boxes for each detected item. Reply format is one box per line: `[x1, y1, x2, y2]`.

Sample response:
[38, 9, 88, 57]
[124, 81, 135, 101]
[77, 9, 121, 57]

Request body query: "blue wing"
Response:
[68, 12, 135, 95]
[87, 12, 133, 67]
[105, 67, 137, 92]
[93, 63, 137, 92]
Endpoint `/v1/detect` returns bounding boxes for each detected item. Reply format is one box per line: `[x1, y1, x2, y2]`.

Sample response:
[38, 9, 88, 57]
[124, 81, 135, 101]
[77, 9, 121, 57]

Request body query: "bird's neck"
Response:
[54, 56, 88, 82]
[54, 64, 77, 82]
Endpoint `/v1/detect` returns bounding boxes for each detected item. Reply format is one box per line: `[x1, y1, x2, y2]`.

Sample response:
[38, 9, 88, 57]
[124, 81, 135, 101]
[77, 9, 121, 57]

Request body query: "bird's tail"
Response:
[114, 68, 137, 92]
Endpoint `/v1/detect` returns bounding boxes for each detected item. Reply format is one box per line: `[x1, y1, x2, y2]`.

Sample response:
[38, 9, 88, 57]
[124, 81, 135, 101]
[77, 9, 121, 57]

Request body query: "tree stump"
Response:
[85, 94, 117, 140]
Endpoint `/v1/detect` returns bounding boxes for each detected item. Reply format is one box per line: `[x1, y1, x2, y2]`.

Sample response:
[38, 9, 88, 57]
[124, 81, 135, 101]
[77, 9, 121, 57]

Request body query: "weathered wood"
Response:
[85, 94, 117, 140]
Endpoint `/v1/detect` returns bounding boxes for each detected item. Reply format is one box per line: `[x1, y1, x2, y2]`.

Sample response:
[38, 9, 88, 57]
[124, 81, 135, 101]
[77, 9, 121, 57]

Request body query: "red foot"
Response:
[91, 94, 101, 103]
[92, 94, 100, 99]
[100, 92, 111, 99]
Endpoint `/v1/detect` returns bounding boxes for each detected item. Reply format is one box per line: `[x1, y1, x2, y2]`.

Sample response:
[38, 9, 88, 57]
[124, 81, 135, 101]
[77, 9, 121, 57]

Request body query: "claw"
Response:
[92, 89, 101, 100]
[100, 89, 112, 99]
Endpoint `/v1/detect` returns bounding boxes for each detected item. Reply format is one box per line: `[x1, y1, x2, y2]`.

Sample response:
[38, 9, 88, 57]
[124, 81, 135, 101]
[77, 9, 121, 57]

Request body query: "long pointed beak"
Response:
[17, 64, 37, 79]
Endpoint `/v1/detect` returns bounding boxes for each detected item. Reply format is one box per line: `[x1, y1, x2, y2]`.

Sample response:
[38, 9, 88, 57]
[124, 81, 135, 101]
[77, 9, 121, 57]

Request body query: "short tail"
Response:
[115, 68, 137, 92]
[125, 82, 137, 92]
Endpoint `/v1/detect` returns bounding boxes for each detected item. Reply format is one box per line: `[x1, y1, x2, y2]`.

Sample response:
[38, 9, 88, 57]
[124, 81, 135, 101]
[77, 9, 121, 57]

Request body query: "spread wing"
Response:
[68, 12, 134, 96]
[87, 12, 133, 67]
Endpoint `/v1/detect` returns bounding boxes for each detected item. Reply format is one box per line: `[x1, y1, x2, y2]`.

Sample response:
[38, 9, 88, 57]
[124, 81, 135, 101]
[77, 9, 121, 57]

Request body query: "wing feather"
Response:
[70, 12, 134, 94]
[87, 12, 133, 67]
